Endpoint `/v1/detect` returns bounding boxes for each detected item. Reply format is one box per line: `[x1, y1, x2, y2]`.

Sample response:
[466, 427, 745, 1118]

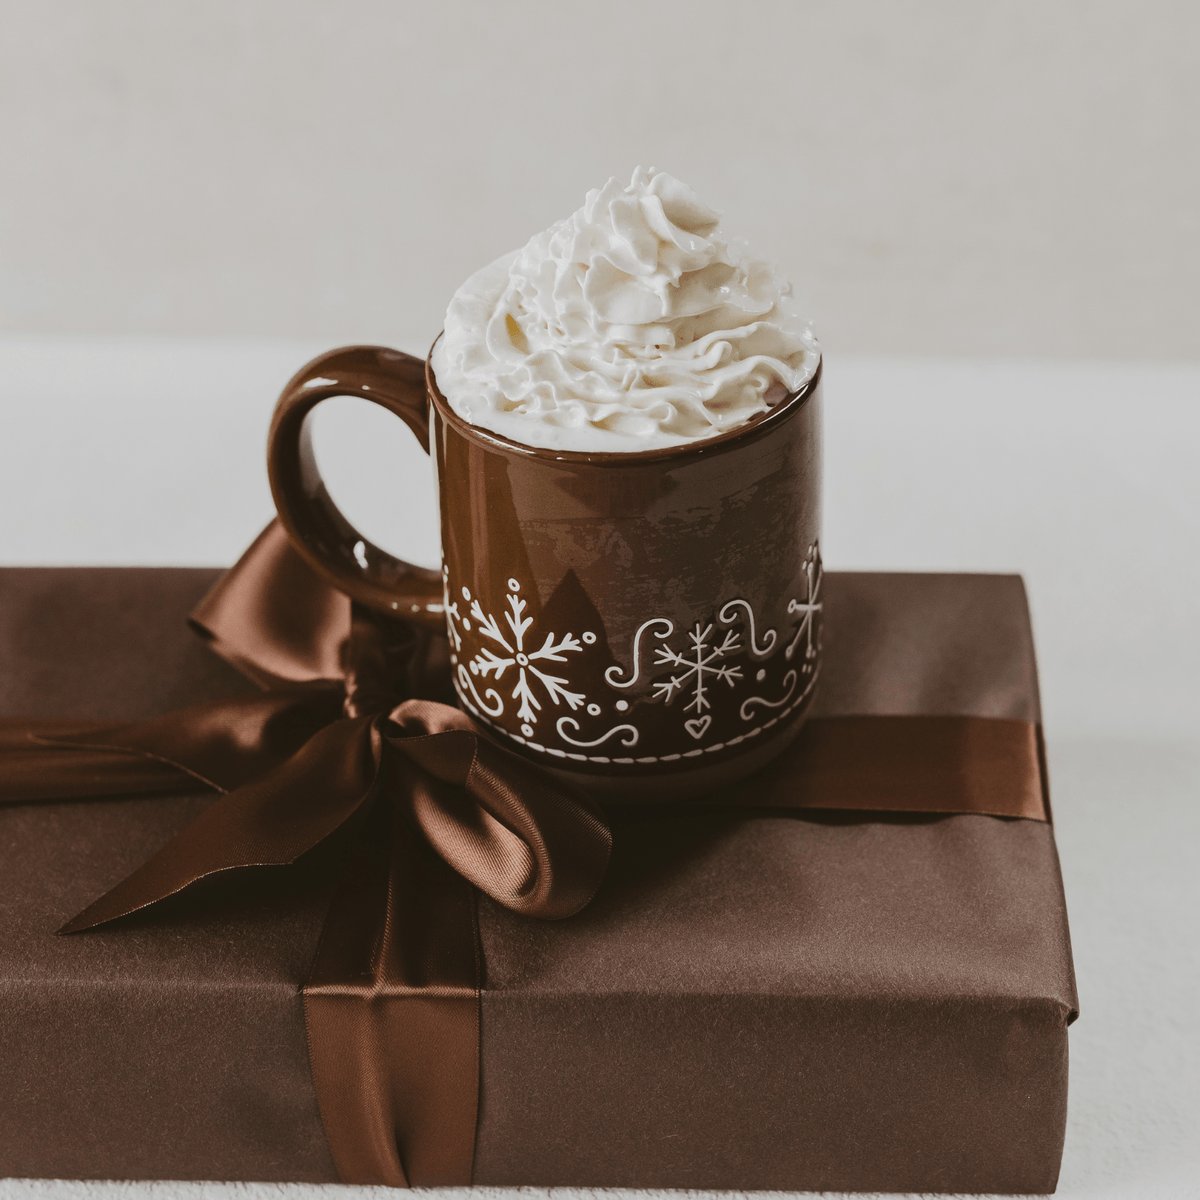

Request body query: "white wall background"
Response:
[1, 0, 1197, 359]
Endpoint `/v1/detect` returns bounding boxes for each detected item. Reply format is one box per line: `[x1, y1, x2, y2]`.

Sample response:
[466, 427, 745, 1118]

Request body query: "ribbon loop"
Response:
[190, 520, 351, 688]
[381, 700, 612, 920]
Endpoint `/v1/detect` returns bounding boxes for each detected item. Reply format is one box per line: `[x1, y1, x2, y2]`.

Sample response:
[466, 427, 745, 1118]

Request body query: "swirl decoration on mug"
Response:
[740, 669, 799, 721]
[456, 663, 503, 718]
[446, 542, 822, 762]
[604, 618, 674, 689]
[718, 598, 777, 658]
[556, 718, 639, 749]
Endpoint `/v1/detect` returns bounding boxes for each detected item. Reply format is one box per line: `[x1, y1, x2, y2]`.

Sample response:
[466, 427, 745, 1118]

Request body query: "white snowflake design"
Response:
[452, 577, 598, 735]
[785, 544, 823, 667]
[446, 544, 821, 757]
[651, 623, 744, 714]
[442, 567, 465, 654]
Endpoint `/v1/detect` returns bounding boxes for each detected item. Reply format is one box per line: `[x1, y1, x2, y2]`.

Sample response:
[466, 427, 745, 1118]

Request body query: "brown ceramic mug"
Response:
[267, 343, 822, 798]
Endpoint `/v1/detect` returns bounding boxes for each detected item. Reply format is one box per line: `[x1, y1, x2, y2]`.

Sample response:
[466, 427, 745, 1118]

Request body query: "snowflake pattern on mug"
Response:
[446, 542, 822, 763]
[447, 576, 601, 738]
[652, 624, 743, 711]
[785, 542, 823, 667]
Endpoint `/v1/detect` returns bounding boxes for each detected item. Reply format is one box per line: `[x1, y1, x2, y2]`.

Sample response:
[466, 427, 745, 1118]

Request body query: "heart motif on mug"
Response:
[684, 715, 712, 741]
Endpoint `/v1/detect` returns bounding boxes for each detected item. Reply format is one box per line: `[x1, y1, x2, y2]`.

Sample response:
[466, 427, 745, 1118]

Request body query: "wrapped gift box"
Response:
[0, 567, 1077, 1193]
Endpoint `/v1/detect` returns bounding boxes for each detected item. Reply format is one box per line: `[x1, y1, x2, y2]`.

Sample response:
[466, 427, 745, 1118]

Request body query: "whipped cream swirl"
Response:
[431, 168, 820, 454]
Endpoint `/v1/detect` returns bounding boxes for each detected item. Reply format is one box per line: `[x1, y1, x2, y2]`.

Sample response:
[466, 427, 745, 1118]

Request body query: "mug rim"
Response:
[423, 334, 822, 466]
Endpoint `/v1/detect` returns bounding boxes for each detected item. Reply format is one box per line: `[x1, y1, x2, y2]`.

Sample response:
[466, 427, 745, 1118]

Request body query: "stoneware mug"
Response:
[267, 343, 823, 799]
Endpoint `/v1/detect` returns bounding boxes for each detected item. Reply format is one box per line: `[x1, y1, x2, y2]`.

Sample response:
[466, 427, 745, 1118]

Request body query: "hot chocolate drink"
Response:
[431, 167, 819, 454]
[267, 170, 823, 797]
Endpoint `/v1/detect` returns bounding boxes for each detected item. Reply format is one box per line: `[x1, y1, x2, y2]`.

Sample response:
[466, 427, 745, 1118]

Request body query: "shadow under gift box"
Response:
[0, 568, 1077, 1194]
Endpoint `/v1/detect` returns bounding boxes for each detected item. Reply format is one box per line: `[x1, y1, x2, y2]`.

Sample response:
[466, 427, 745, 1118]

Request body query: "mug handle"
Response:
[267, 344, 443, 627]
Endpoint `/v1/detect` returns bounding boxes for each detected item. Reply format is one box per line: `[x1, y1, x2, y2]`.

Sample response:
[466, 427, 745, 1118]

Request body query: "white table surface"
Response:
[1, 336, 1197, 1200]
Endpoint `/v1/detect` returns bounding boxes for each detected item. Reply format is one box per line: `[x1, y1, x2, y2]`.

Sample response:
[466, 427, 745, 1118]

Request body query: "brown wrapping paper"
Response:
[0, 568, 1077, 1193]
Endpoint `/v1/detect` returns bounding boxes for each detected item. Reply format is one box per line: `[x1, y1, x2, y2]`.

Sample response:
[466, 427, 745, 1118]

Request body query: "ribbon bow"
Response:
[3, 520, 610, 1186]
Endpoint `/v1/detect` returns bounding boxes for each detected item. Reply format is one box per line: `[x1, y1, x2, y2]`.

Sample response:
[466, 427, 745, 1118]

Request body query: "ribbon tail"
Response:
[58, 716, 381, 934]
[42, 690, 345, 792]
[2, 691, 344, 806]
[304, 804, 480, 1187]
[0, 720, 207, 804]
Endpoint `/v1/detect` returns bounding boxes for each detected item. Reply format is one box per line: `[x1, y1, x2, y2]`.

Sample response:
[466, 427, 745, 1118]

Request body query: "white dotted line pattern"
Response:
[453, 667, 820, 766]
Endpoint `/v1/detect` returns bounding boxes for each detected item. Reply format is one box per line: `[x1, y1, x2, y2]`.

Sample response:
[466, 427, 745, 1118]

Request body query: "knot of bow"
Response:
[14, 520, 611, 935]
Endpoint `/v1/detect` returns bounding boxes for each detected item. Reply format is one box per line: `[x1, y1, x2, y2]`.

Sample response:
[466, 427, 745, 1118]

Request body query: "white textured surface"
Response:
[1, 2, 1197, 361]
[1, 339, 1198, 1198]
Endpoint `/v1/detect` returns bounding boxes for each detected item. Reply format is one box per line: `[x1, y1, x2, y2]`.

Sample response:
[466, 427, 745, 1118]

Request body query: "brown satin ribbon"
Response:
[0, 521, 1046, 1187]
[729, 712, 1048, 821]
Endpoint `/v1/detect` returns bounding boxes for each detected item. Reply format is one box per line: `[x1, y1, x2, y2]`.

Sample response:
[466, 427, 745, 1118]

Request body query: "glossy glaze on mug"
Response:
[268, 344, 822, 798]
[427, 361, 823, 795]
